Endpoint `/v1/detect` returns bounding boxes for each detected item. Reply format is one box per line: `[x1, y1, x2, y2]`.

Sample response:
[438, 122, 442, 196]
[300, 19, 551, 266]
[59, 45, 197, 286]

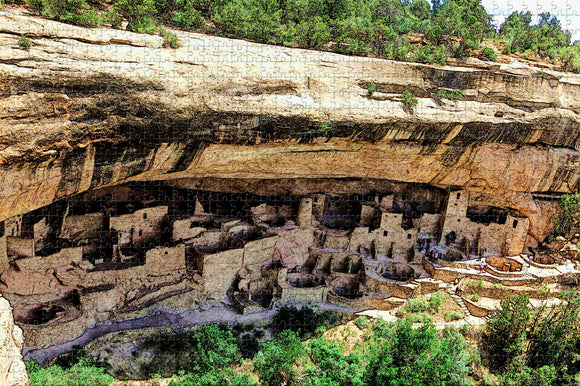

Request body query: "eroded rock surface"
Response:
[0, 12, 579, 243]
[0, 295, 28, 386]
[0, 11, 580, 358]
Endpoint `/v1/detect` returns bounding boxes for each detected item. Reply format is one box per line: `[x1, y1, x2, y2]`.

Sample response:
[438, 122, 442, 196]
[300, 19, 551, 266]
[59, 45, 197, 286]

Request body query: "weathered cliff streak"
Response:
[0, 295, 28, 385]
[1, 12, 579, 244]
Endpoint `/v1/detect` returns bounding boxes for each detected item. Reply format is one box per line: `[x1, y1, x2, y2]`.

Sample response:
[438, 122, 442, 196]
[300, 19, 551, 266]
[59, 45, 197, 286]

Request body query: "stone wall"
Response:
[278, 282, 327, 302]
[60, 212, 106, 241]
[202, 248, 244, 299]
[15, 247, 83, 272]
[6, 237, 34, 259]
[296, 197, 313, 228]
[33, 217, 49, 254]
[144, 245, 186, 276]
[172, 217, 205, 241]
[441, 190, 530, 255]
[5, 216, 23, 238]
[110, 206, 168, 247]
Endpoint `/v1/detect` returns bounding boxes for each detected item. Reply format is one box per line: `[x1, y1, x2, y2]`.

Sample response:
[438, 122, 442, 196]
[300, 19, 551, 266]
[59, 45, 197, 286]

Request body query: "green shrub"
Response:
[404, 295, 430, 313]
[429, 291, 447, 313]
[253, 329, 305, 386]
[18, 37, 31, 49]
[354, 315, 370, 329]
[141, 325, 239, 377]
[317, 122, 332, 135]
[471, 293, 481, 302]
[499, 360, 557, 386]
[169, 368, 257, 386]
[27, 358, 116, 386]
[305, 336, 365, 385]
[296, 16, 331, 50]
[437, 88, 464, 100]
[366, 320, 473, 385]
[480, 47, 497, 61]
[552, 193, 580, 237]
[273, 304, 341, 338]
[33, 0, 103, 27]
[366, 82, 377, 97]
[24, 0, 47, 12]
[412, 45, 447, 65]
[406, 312, 432, 323]
[114, 0, 157, 34]
[444, 311, 464, 322]
[402, 90, 418, 110]
[104, 9, 123, 28]
[159, 25, 178, 48]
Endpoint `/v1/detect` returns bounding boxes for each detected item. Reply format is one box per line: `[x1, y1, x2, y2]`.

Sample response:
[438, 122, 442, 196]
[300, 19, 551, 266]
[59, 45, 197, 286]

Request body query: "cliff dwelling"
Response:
[0, 179, 573, 354]
[0, 11, 580, 380]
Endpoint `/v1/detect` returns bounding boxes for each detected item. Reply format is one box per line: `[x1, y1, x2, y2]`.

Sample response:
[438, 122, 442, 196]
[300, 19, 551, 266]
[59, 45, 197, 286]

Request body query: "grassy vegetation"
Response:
[437, 88, 464, 100]
[480, 46, 497, 61]
[394, 291, 452, 322]
[26, 292, 580, 385]
[552, 193, 580, 238]
[27, 358, 116, 386]
[401, 89, 418, 110]
[10, 0, 580, 71]
[17, 36, 31, 48]
[366, 81, 377, 97]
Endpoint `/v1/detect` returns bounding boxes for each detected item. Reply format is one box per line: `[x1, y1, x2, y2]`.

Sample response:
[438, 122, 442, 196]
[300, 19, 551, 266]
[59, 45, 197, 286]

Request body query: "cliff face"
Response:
[0, 295, 28, 385]
[1, 11, 580, 357]
[1, 12, 580, 242]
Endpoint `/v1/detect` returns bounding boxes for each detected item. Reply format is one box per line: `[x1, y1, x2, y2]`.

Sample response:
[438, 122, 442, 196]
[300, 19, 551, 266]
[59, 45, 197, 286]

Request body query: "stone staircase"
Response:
[446, 288, 472, 318]
[482, 313, 494, 322]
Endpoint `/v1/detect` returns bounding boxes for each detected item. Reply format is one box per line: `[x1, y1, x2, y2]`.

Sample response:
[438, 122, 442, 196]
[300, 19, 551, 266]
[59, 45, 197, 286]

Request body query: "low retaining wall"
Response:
[462, 297, 493, 317]
[423, 258, 539, 286]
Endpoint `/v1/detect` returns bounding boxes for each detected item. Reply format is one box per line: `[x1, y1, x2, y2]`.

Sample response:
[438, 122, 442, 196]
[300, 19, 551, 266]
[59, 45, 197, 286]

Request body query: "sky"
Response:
[480, 0, 580, 42]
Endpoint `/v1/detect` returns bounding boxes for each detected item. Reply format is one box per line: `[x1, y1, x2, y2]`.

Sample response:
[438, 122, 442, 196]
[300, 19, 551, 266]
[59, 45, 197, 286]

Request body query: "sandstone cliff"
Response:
[0, 294, 28, 386]
[1, 10, 580, 361]
[1, 11, 580, 245]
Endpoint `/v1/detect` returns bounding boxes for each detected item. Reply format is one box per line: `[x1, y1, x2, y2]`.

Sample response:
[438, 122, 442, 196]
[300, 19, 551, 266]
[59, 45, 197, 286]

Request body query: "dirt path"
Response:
[25, 301, 361, 364]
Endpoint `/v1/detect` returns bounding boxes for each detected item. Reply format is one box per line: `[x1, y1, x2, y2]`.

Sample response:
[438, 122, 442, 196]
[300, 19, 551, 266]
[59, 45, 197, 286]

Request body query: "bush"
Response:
[354, 315, 370, 329]
[18, 37, 31, 49]
[366, 82, 377, 97]
[483, 294, 530, 371]
[429, 291, 447, 313]
[253, 329, 305, 385]
[32, 0, 103, 27]
[499, 360, 557, 386]
[471, 293, 481, 302]
[24, 0, 46, 11]
[552, 193, 580, 237]
[402, 90, 418, 110]
[296, 16, 331, 50]
[159, 25, 178, 48]
[437, 88, 464, 100]
[404, 295, 430, 313]
[114, 0, 157, 34]
[480, 47, 497, 61]
[305, 336, 365, 385]
[27, 358, 116, 386]
[444, 311, 464, 321]
[482, 291, 580, 380]
[366, 320, 473, 386]
[141, 325, 240, 377]
[169, 368, 257, 386]
[273, 304, 341, 338]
